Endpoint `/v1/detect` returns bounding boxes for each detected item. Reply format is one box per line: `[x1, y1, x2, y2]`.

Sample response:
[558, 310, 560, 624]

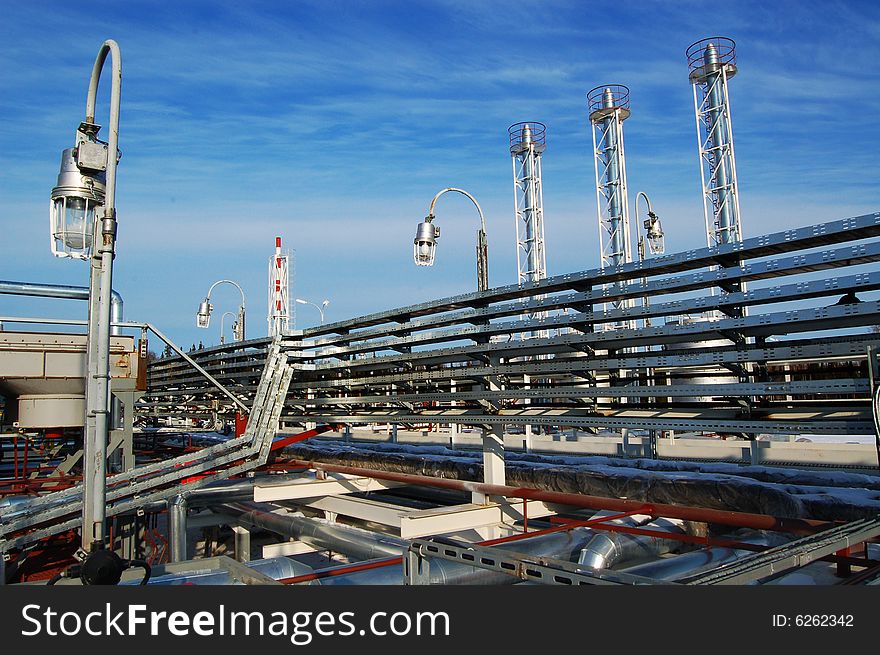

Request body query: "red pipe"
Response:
[479, 511, 643, 547]
[286, 458, 827, 534]
[270, 424, 338, 452]
[280, 556, 403, 584]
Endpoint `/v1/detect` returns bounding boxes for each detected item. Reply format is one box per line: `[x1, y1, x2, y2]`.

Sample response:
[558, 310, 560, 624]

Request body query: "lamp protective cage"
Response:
[197, 299, 212, 328]
[645, 214, 665, 255]
[413, 220, 439, 266]
[50, 147, 106, 260]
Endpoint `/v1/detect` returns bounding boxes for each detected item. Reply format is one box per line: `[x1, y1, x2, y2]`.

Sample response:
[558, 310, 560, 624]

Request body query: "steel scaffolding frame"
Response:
[4, 211, 880, 564]
[141, 212, 880, 439]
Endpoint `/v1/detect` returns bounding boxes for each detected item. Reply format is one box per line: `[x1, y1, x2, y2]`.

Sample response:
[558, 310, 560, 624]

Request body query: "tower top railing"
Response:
[687, 37, 737, 82]
[508, 121, 546, 154]
[587, 84, 631, 122]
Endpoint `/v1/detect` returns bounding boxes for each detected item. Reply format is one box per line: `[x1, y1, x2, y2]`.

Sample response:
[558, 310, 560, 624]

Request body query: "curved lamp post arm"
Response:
[198, 279, 246, 338]
[86, 40, 122, 214]
[635, 192, 650, 263]
[206, 279, 246, 308]
[296, 298, 329, 324]
[220, 311, 237, 343]
[635, 191, 653, 218]
[425, 187, 489, 292]
[427, 187, 487, 235]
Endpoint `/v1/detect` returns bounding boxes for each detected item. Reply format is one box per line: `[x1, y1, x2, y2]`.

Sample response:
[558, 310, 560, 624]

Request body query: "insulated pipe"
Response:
[620, 546, 746, 581]
[286, 458, 825, 534]
[222, 502, 407, 561]
[223, 502, 602, 585]
[295, 528, 599, 586]
[618, 534, 778, 582]
[119, 556, 314, 586]
[167, 477, 304, 562]
[578, 516, 685, 569]
[0, 280, 123, 334]
[168, 494, 189, 563]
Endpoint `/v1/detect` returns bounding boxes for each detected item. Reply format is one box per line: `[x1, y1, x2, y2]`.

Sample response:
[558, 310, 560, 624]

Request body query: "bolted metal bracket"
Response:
[404, 544, 432, 585]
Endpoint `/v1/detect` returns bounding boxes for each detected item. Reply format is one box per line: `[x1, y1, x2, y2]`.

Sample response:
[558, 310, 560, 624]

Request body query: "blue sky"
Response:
[1, 0, 879, 350]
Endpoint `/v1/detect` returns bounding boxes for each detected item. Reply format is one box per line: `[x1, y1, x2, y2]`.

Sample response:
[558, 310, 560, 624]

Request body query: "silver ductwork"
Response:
[577, 514, 686, 570]
[222, 502, 601, 585]
[222, 502, 408, 561]
[167, 476, 306, 562]
[119, 556, 314, 586]
[312, 529, 602, 586]
[0, 279, 123, 334]
[618, 533, 784, 581]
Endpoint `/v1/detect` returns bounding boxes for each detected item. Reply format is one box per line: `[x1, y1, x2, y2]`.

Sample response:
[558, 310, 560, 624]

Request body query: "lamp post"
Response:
[196, 279, 246, 341]
[295, 298, 329, 324]
[413, 187, 489, 292]
[219, 311, 238, 344]
[49, 40, 122, 557]
[635, 191, 665, 261]
[634, 191, 665, 452]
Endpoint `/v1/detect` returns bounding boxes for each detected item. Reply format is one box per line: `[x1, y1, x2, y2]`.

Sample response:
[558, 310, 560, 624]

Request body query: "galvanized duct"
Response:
[0, 279, 123, 334]
[310, 530, 601, 586]
[120, 556, 313, 586]
[167, 475, 306, 562]
[577, 514, 686, 570]
[222, 502, 409, 561]
[222, 502, 600, 585]
[618, 533, 781, 581]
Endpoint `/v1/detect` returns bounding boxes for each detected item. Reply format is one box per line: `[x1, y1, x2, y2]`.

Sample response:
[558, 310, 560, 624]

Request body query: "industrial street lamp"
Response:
[295, 297, 330, 324]
[413, 187, 489, 292]
[196, 279, 246, 341]
[219, 311, 238, 344]
[49, 40, 122, 558]
[635, 191, 665, 259]
[634, 191, 666, 328]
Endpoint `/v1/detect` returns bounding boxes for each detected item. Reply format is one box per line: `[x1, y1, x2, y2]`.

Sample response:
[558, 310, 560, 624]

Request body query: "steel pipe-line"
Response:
[286, 458, 827, 534]
[166, 486, 272, 563]
[619, 534, 778, 582]
[0, 279, 124, 335]
[285, 511, 653, 585]
[577, 515, 686, 570]
[222, 502, 408, 561]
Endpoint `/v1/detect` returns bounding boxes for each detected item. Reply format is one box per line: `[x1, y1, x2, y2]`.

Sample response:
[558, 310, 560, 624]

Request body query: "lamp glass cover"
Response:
[414, 240, 436, 266]
[51, 195, 98, 259]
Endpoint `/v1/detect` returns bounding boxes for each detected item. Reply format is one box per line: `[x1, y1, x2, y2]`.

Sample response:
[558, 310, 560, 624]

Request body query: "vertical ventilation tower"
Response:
[267, 236, 291, 336]
[688, 36, 742, 247]
[589, 85, 633, 276]
[509, 122, 547, 287]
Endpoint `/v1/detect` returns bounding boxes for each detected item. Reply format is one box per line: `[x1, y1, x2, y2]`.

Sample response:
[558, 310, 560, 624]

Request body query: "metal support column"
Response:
[233, 525, 251, 563]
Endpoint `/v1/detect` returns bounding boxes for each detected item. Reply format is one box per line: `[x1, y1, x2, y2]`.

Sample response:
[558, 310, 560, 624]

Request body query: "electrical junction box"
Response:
[76, 141, 108, 172]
